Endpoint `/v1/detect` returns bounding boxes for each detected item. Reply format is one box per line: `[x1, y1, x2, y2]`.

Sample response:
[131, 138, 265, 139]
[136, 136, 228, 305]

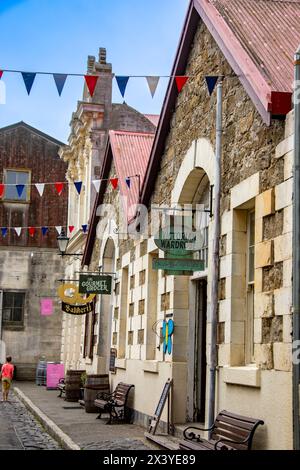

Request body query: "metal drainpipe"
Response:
[208, 80, 222, 435]
[293, 45, 300, 451]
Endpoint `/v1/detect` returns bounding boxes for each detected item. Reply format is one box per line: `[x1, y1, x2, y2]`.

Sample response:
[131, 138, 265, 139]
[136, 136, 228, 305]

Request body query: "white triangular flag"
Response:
[15, 227, 22, 237]
[146, 76, 160, 98]
[55, 226, 62, 235]
[93, 180, 101, 192]
[35, 183, 45, 197]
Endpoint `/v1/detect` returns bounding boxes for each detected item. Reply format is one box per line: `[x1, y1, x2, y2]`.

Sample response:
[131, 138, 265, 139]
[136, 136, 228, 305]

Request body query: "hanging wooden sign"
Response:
[79, 274, 112, 295]
[109, 348, 117, 373]
[62, 301, 94, 315]
[58, 283, 95, 305]
[152, 257, 204, 272]
[154, 225, 204, 256]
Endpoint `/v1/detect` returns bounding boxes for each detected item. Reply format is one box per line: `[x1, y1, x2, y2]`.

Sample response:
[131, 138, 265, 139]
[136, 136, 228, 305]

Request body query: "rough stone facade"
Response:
[150, 22, 285, 210]
[0, 123, 67, 379]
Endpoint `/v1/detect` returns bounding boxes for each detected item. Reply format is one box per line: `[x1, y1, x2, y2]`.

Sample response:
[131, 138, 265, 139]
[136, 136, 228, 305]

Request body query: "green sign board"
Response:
[152, 258, 205, 274]
[154, 225, 204, 257]
[79, 274, 112, 295]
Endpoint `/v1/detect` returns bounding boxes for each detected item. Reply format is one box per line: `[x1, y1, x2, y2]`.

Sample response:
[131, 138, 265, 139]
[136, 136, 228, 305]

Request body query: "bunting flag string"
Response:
[0, 67, 222, 98]
[0, 224, 89, 237]
[0, 176, 138, 200]
[84, 75, 99, 97]
[115, 76, 129, 98]
[53, 73, 68, 96]
[21, 72, 36, 95]
[175, 76, 189, 92]
[110, 178, 119, 190]
[205, 76, 219, 96]
[146, 76, 160, 98]
[55, 182, 64, 196]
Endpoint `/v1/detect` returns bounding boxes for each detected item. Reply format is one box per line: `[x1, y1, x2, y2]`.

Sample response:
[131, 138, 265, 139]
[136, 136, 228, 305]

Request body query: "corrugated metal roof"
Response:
[109, 130, 154, 221]
[211, 0, 300, 92]
[144, 114, 160, 127]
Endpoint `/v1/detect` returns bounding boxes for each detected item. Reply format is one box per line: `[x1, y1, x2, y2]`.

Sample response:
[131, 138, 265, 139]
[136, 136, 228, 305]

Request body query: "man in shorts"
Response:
[1, 356, 14, 402]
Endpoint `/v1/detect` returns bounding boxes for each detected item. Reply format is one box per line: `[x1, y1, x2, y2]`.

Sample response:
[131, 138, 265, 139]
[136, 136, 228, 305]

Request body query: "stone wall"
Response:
[149, 21, 285, 211]
[0, 248, 64, 380]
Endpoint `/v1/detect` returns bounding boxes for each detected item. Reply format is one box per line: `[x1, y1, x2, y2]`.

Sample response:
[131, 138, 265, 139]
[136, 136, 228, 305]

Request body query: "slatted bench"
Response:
[94, 382, 135, 424]
[179, 410, 264, 450]
[57, 378, 66, 398]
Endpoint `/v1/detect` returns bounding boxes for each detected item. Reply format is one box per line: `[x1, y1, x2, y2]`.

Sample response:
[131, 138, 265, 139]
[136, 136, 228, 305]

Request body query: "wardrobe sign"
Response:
[154, 225, 204, 256]
[79, 274, 112, 295]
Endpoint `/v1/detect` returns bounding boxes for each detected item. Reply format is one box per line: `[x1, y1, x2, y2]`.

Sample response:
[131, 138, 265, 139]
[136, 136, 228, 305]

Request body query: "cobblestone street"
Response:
[14, 383, 158, 451]
[0, 394, 61, 450]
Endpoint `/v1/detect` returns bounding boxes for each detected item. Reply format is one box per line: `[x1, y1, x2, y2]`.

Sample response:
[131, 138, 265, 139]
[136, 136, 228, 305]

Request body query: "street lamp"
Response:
[57, 230, 69, 255]
[57, 229, 83, 257]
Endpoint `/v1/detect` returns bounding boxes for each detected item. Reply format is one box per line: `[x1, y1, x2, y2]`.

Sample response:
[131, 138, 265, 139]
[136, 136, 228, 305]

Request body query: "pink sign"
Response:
[46, 363, 64, 390]
[41, 298, 53, 316]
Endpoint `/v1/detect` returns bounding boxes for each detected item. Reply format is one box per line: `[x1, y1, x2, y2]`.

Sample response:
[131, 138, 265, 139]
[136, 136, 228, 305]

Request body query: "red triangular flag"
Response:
[0, 184, 4, 198]
[175, 76, 189, 92]
[84, 75, 99, 97]
[0, 71, 3, 80]
[69, 226, 75, 234]
[55, 182, 64, 196]
[110, 178, 119, 190]
[29, 227, 35, 237]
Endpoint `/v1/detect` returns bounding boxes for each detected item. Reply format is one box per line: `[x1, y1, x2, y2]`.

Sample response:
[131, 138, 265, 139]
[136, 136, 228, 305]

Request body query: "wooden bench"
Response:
[179, 410, 264, 450]
[57, 378, 66, 398]
[94, 382, 134, 424]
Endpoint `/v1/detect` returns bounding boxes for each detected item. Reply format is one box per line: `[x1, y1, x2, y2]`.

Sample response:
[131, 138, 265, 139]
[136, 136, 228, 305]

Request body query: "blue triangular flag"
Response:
[116, 76, 129, 98]
[205, 76, 219, 96]
[126, 178, 131, 189]
[41, 227, 48, 236]
[1, 227, 8, 237]
[74, 181, 82, 195]
[82, 224, 88, 233]
[16, 184, 25, 198]
[21, 72, 36, 95]
[53, 73, 67, 96]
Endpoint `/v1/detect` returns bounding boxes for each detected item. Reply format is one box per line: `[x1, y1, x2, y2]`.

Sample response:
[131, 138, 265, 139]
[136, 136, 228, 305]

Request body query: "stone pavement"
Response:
[15, 382, 158, 450]
[0, 396, 61, 450]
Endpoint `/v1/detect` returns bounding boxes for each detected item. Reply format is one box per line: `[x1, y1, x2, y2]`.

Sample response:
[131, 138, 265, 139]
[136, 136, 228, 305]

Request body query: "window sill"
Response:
[223, 365, 261, 388]
[115, 359, 126, 370]
[143, 360, 159, 374]
[2, 324, 25, 331]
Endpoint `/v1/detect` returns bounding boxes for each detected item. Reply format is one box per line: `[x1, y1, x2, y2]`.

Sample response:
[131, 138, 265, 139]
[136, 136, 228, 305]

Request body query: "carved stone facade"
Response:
[60, 48, 157, 370]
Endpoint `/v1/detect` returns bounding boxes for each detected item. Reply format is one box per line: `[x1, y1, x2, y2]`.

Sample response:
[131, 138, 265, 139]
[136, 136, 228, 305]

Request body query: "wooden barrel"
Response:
[36, 360, 47, 386]
[65, 369, 85, 402]
[84, 374, 110, 413]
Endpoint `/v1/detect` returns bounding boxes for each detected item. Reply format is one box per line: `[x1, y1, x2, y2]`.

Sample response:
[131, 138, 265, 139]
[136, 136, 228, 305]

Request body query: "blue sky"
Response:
[0, 0, 189, 142]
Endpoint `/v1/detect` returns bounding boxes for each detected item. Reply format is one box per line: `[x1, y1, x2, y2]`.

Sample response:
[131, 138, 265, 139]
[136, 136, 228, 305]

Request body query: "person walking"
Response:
[1, 357, 14, 402]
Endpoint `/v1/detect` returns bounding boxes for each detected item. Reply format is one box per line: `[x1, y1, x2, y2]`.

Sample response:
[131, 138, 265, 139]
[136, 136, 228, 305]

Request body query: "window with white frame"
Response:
[3, 169, 31, 202]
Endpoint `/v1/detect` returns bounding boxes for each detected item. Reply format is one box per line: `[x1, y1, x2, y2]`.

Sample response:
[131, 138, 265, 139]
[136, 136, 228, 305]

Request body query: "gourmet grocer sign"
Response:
[154, 225, 204, 256]
[79, 274, 112, 295]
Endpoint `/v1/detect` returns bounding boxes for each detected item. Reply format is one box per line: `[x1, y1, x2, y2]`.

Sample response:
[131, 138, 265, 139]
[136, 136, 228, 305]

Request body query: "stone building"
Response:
[0, 121, 68, 379]
[59, 48, 157, 370]
[81, 0, 299, 450]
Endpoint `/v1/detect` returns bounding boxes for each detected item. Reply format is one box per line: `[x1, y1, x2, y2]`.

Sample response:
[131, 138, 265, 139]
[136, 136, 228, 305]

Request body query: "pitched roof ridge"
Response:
[109, 129, 155, 137]
[0, 121, 65, 146]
